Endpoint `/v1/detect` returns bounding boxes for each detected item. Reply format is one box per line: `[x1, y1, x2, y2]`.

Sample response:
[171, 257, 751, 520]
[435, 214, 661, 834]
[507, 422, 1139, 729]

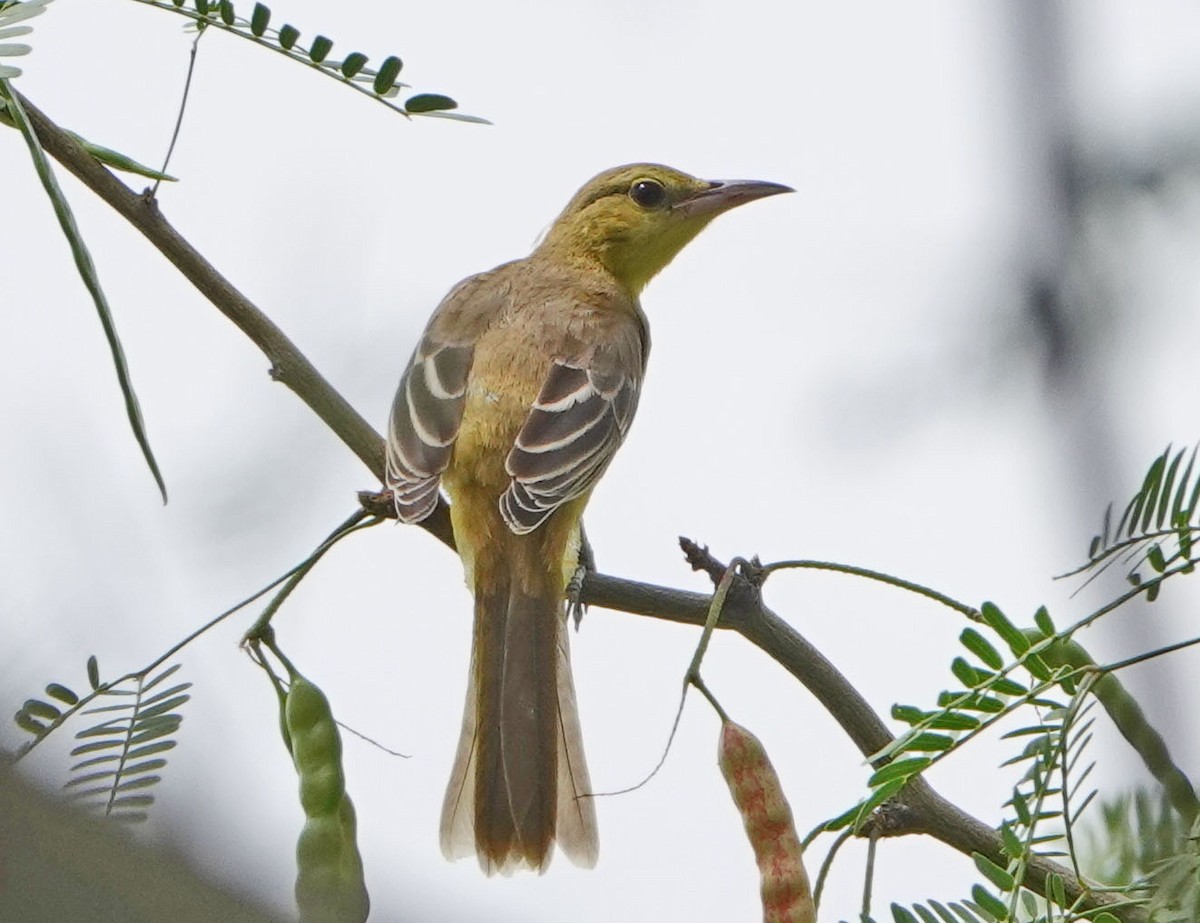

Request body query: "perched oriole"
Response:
[386, 164, 791, 874]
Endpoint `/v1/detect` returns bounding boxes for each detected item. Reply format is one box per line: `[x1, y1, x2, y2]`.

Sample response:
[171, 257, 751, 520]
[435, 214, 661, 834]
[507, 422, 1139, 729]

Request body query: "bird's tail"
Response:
[439, 531, 598, 874]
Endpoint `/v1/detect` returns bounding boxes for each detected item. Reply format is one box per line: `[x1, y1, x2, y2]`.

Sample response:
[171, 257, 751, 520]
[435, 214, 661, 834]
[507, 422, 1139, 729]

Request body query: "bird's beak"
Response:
[674, 178, 794, 219]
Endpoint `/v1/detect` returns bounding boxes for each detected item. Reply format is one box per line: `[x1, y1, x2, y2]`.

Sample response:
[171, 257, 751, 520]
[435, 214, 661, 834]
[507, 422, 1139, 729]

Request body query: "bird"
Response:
[385, 163, 791, 874]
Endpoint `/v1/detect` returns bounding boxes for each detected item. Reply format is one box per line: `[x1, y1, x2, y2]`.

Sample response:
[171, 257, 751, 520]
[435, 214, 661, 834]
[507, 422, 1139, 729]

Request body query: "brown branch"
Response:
[667, 546, 1141, 921]
[12, 89, 461, 550]
[14, 93, 1143, 922]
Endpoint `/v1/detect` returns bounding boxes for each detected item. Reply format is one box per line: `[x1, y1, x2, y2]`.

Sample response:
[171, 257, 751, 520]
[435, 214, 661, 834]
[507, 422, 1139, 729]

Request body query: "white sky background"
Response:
[4, 1, 1200, 920]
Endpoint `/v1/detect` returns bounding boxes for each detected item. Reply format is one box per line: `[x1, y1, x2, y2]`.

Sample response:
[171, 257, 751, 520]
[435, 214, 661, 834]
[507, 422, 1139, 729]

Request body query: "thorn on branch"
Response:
[679, 537, 767, 628]
[359, 489, 397, 519]
[680, 536, 725, 582]
[358, 489, 456, 551]
[859, 796, 927, 839]
[679, 536, 766, 588]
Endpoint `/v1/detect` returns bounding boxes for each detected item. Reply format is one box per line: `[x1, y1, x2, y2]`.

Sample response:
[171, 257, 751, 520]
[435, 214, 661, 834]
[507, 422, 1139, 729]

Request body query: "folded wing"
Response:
[501, 358, 640, 534]
[386, 333, 474, 522]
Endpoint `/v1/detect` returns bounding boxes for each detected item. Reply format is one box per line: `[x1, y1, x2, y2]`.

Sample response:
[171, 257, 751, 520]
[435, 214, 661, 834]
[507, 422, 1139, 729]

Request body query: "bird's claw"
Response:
[567, 524, 596, 630]
[567, 563, 588, 630]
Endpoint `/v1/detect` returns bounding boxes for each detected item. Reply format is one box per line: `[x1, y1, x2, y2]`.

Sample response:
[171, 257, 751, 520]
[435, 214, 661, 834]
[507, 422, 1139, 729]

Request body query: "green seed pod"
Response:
[1035, 633, 1199, 824]
[282, 673, 369, 923]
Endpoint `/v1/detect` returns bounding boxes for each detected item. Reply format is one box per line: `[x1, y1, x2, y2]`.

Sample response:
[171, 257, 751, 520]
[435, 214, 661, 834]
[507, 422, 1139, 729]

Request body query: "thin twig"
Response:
[764, 558, 982, 621]
[153, 27, 205, 198]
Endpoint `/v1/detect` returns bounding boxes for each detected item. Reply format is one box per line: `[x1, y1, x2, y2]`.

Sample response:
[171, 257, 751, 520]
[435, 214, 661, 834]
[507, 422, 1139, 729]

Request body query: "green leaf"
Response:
[15, 712, 47, 735]
[1169, 446, 1197, 523]
[405, 92, 457, 113]
[0, 83, 167, 502]
[109, 794, 155, 809]
[136, 695, 190, 720]
[65, 769, 118, 788]
[411, 110, 491, 125]
[989, 677, 1028, 697]
[892, 704, 927, 725]
[142, 682, 192, 707]
[1000, 723, 1057, 740]
[340, 51, 367, 78]
[218, 0, 234, 25]
[972, 852, 1015, 892]
[1022, 651, 1051, 682]
[1186, 455, 1200, 521]
[979, 602, 1029, 656]
[960, 629, 1004, 670]
[938, 691, 1004, 714]
[1139, 449, 1167, 534]
[998, 821, 1021, 859]
[74, 720, 127, 739]
[135, 711, 182, 729]
[81, 701, 136, 715]
[87, 655, 100, 690]
[912, 905, 940, 923]
[1046, 871, 1066, 908]
[278, 23, 298, 48]
[1147, 542, 1167, 573]
[1010, 791, 1030, 826]
[0, 1, 55, 29]
[928, 712, 981, 731]
[0, 23, 35, 42]
[1158, 446, 1185, 529]
[901, 732, 954, 752]
[868, 756, 930, 787]
[23, 698, 61, 721]
[116, 775, 162, 791]
[143, 664, 182, 692]
[951, 657, 987, 688]
[308, 34, 332, 63]
[127, 740, 177, 759]
[45, 683, 79, 705]
[70, 739, 124, 756]
[891, 906, 919, 923]
[926, 902, 959, 923]
[373, 54, 402, 94]
[61, 128, 177, 181]
[968, 886, 1005, 921]
[249, 1, 268, 36]
[1032, 606, 1055, 636]
[122, 758, 168, 777]
[822, 801, 864, 832]
[129, 722, 179, 745]
[855, 778, 906, 827]
[1113, 493, 1137, 544]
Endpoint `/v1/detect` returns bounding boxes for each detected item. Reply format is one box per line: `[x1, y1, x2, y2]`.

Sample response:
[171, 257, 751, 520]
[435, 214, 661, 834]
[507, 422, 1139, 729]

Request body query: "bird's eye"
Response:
[629, 178, 667, 209]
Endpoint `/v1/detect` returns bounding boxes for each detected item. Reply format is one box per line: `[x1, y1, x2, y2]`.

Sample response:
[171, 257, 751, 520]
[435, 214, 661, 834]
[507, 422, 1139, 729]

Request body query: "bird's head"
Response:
[537, 163, 792, 295]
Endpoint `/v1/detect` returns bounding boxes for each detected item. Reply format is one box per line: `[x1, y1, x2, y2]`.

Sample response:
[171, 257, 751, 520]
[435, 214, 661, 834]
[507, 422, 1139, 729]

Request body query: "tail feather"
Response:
[553, 626, 599, 868]
[438, 541, 598, 874]
[439, 647, 479, 861]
